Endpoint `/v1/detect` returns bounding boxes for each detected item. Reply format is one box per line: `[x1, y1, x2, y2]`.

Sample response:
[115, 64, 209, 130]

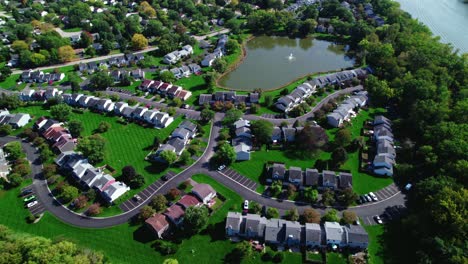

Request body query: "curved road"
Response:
[1, 109, 405, 228]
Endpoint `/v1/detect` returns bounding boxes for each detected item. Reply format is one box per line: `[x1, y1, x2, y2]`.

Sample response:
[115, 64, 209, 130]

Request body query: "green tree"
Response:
[270, 180, 283, 197]
[160, 150, 178, 165]
[212, 57, 227, 73]
[160, 71, 176, 83]
[61, 185, 79, 203]
[58, 45, 76, 62]
[249, 201, 262, 214]
[7, 173, 23, 187]
[163, 259, 179, 264]
[139, 205, 155, 221]
[0, 94, 21, 109]
[0, 124, 12, 136]
[68, 120, 84, 138]
[335, 128, 352, 147]
[296, 125, 329, 155]
[251, 120, 274, 146]
[76, 134, 106, 164]
[131, 33, 149, 50]
[331, 147, 348, 166]
[89, 71, 113, 91]
[322, 209, 340, 222]
[4, 142, 24, 161]
[225, 39, 240, 55]
[337, 188, 358, 207]
[178, 150, 191, 165]
[223, 109, 243, 125]
[150, 194, 167, 212]
[322, 189, 335, 206]
[200, 108, 215, 122]
[50, 104, 72, 122]
[96, 121, 111, 133]
[214, 144, 236, 166]
[303, 187, 318, 203]
[286, 207, 299, 221]
[266, 207, 279, 219]
[184, 206, 209, 234]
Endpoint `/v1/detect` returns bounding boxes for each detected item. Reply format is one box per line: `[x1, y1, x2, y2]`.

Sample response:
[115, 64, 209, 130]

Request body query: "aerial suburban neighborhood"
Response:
[0, 0, 465, 263]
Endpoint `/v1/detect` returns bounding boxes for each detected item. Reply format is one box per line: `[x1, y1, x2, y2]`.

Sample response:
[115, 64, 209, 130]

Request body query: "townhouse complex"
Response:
[139, 79, 192, 101]
[225, 212, 369, 249]
[0, 109, 31, 128]
[371, 115, 395, 177]
[327, 91, 368, 127]
[152, 120, 197, 161]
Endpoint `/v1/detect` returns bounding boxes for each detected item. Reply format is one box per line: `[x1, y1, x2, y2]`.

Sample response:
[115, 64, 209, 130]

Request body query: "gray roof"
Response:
[325, 222, 346, 243]
[226, 212, 243, 231]
[373, 154, 394, 165]
[288, 167, 303, 182]
[235, 143, 251, 153]
[285, 221, 302, 241]
[271, 163, 286, 178]
[305, 223, 322, 244]
[264, 218, 286, 243]
[305, 168, 320, 186]
[322, 170, 337, 187]
[235, 126, 251, 137]
[179, 120, 197, 132]
[346, 225, 369, 244]
[167, 137, 185, 153]
[339, 172, 353, 189]
[245, 214, 266, 235]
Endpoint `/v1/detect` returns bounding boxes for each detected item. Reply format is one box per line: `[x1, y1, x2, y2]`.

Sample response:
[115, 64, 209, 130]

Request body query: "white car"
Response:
[374, 215, 383, 224]
[243, 200, 249, 210]
[27, 201, 38, 208]
[369, 192, 378, 202]
[218, 165, 226, 171]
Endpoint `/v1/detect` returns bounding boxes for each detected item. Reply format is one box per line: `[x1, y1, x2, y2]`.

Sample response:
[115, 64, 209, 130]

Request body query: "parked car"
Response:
[217, 165, 226, 171]
[359, 195, 366, 204]
[26, 201, 38, 208]
[243, 200, 249, 211]
[133, 194, 142, 202]
[162, 175, 170, 181]
[23, 195, 36, 203]
[374, 215, 383, 224]
[404, 183, 412, 191]
[21, 189, 33, 196]
[369, 192, 378, 202]
[364, 194, 372, 202]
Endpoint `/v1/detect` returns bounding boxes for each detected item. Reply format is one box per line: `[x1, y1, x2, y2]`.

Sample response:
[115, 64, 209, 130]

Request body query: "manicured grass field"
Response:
[327, 252, 347, 264]
[364, 224, 385, 264]
[0, 73, 20, 90]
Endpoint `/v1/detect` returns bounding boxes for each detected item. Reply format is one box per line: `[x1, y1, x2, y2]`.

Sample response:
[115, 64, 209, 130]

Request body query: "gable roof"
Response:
[339, 172, 352, 189]
[145, 214, 169, 234]
[177, 194, 201, 208]
[192, 183, 215, 200]
[288, 167, 303, 181]
[305, 168, 320, 186]
[305, 223, 322, 243]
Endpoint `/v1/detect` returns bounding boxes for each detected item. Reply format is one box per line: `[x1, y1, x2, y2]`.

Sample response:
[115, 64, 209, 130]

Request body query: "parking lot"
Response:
[362, 205, 407, 225]
[218, 168, 258, 192]
[21, 185, 46, 215]
[119, 171, 176, 212]
[373, 183, 400, 200]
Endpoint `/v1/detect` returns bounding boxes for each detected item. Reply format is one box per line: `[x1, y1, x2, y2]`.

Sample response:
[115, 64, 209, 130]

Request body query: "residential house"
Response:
[171, 127, 191, 143]
[167, 85, 182, 98]
[345, 224, 369, 249]
[288, 167, 303, 185]
[5, 113, 31, 128]
[166, 137, 185, 155]
[325, 222, 347, 247]
[92, 174, 116, 192]
[305, 223, 322, 248]
[131, 106, 148, 119]
[235, 143, 251, 161]
[20, 88, 35, 101]
[225, 212, 243, 237]
[175, 90, 192, 101]
[114, 102, 129, 115]
[235, 126, 251, 138]
[373, 155, 394, 177]
[164, 204, 185, 226]
[234, 119, 250, 130]
[271, 127, 282, 143]
[81, 167, 103, 188]
[321, 170, 337, 190]
[192, 183, 216, 204]
[143, 109, 159, 123]
[285, 221, 302, 247]
[179, 65, 191, 77]
[101, 181, 130, 203]
[170, 68, 182, 79]
[145, 214, 170, 239]
[338, 172, 353, 189]
[271, 163, 286, 180]
[121, 106, 138, 119]
[188, 63, 202, 74]
[264, 219, 286, 245]
[304, 168, 320, 187]
[177, 195, 202, 209]
[244, 214, 267, 238]
[283, 127, 297, 142]
[131, 69, 145, 80]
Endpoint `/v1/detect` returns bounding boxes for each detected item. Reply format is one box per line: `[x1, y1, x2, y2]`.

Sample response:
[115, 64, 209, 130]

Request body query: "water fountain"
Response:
[288, 53, 295, 60]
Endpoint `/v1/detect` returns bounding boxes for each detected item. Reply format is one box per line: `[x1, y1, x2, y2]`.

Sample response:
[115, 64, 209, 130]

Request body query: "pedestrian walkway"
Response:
[119, 171, 177, 212]
[218, 167, 257, 191]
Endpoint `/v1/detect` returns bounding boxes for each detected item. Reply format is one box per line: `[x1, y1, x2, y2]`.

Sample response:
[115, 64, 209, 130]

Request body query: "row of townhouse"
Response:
[145, 183, 216, 239]
[109, 68, 145, 82]
[19, 88, 175, 128]
[275, 68, 368, 112]
[201, 35, 228, 67]
[0, 109, 31, 128]
[35, 117, 76, 154]
[139, 79, 192, 101]
[153, 120, 197, 160]
[363, 3, 385, 26]
[232, 119, 252, 161]
[371, 116, 395, 177]
[269, 163, 353, 190]
[271, 125, 325, 143]
[20, 71, 65, 84]
[163, 45, 193, 64]
[77, 53, 145, 74]
[225, 212, 369, 249]
[326, 91, 368, 127]
[198, 91, 260, 106]
[55, 151, 129, 203]
[0, 148, 10, 179]
[165, 63, 202, 79]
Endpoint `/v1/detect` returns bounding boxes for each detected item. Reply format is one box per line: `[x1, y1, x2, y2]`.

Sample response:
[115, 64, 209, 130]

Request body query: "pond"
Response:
[218, 36, 355, 91]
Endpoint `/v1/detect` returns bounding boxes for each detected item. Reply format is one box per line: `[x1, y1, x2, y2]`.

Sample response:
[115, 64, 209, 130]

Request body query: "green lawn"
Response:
[62, 27, 82, 32]
[0, 73, 20, 90]
[327, 252, 347, 264]
[364, 224, 385, 264]
[11, 105, 185, 207]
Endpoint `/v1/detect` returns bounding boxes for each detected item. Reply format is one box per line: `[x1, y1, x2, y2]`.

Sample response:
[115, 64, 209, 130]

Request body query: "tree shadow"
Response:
[202, 221, 227, 242]
[133, 225, 155, 244]
[144, 162, 168, 175]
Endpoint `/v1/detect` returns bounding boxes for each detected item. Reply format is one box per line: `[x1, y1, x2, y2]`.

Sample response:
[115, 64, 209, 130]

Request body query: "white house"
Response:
[102, 181, 130, 203]
[114, 102, 129, 115]
[305, 223, 322, 248]
[235, 143, 251, 161]
[192, 183, 216, 204]
[325, 221, 347, 247]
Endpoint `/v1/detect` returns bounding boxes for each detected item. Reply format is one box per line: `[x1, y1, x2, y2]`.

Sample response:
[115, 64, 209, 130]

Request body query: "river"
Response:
[395, 0, 468, 53]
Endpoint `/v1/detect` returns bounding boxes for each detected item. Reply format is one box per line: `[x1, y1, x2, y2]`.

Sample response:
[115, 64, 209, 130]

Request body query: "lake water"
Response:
[218, 36, 355, 91]
[395, 0, 468, 53]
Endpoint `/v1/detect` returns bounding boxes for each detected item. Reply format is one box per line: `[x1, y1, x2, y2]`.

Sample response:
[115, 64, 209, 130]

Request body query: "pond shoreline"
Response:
[215, 34, 357, 92]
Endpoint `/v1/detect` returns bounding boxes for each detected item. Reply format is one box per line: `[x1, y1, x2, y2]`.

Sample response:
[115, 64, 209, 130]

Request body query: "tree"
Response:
[322, 209, 340, 222]
[178, 150, 191, 165]
[264, 95, 273, 107]
[302, 208, 321, 223]
[76, 134, 106, 164]
[131, 33, 148, 50]
[61, 185, 79, 203]
[286, 207, 299, 221]
[341, 210, 358, 225]
[249, 201, 262, 214]
[73, 195, 88, 209]
[335, 128, 352, 147]
[42, 164, 57, 179]
[139, 205, 155, 221]
[150, 194, 167, 212]
[303, 187, 319, 203]
[160, 150, 178, 165]
[12, 40, 29, 53]
[266, 207, 279, 219]
[7, 173, 23, 187]
[251, 120, 274, 146]
[167, 188, 180, 201]
[68, 120, 84, 138]
[96, 121, 111, 133]
[332, 147, 348, 166]
[232, 241, 252, 260]
[87, 203, 102, 216]
[223, 109, 243, 125]
[225, 39, 240, 55]
[89, 71, 113, 91]
[58, 45, 75, 62]
[163, 259, 179, 264]
[287, 184, 297, 198]
[0, 125, 12, 136]
[200, 108, 215, 122]
[4, 142, 23, 161]
[214, 144, 236, 166]
[184, 206, 209, 234]
[322, 189, 335, 206]
[337, 188, 358, 207]
[295, 125, 329, 155]
[0, 94, 21, 110]
[212, 58, 227, 73]
[50, 104, 72, 122]
[270, 180, 283, 197]
[273, 252, 284, 263]
[154, 241, 178, 255]
[139, 1, 156, 17]
[160, 71, 176, 83]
